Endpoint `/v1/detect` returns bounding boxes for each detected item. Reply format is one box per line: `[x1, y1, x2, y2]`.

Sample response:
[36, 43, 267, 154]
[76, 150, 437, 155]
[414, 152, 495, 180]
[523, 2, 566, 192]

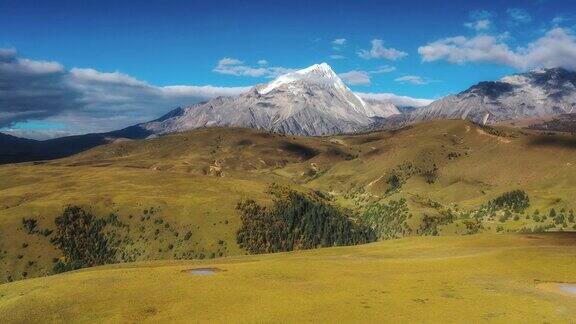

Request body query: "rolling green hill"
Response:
[1, 120, 576, 283]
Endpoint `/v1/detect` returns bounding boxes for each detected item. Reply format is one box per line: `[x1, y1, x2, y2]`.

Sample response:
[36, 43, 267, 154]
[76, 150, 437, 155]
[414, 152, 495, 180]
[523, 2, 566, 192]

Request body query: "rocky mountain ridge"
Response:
[411, 67, 576, 124]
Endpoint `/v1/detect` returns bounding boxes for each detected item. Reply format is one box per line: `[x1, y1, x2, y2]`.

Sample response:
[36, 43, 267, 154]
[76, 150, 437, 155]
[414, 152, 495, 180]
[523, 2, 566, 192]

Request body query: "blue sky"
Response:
[1, 0, 576, 138]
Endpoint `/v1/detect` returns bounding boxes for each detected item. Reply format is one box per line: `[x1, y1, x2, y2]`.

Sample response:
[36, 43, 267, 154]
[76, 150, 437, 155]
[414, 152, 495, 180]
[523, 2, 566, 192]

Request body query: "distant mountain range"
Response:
[411, 67, 576, 124]
[0, 126, 151, 164]
[2, 64, 576, 164]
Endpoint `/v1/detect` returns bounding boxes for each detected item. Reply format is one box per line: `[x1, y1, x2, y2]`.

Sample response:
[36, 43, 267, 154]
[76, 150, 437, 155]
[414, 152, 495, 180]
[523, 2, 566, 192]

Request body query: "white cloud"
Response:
[332, 38, 347, 51]
[370, 65, 396, 74]
[507, 8, 532, 24]
[217, 57, 243, 66]
[257, 59, 268, 66]
[464, 10, 493, 32]
[0, 48, 64, 75]
[332, 38, 347, 46]
[66, 67, 249, 115]
[394, 75, 433, 85]
[339, 71, 371, 86]
[465, 19, 491, 31]
[358, 39, 407, 60]
[338, 66, 396, 86]
[356, 92, 433, 107]
[0, 48, 16, 57]
[519, 28, 576, 70]
[159, 85, 249, 98]
[213, 57, 294, 78]
[418, 28, 576, 71]
[70, 68, 148, 86]
[213, 57, 268, 77]
[418, 35, 518, 66]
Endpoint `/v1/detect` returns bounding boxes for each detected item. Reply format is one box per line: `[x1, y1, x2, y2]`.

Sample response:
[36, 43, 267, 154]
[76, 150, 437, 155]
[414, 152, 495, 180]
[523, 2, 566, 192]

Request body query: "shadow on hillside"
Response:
[280, 141, 320, 160]
[527, 135, 576, 149]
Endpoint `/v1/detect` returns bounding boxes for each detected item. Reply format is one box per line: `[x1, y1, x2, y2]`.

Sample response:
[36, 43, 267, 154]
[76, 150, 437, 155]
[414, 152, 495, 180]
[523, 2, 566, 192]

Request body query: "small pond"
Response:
[186, 267, 222, 275]
[558, 284, 576, 295]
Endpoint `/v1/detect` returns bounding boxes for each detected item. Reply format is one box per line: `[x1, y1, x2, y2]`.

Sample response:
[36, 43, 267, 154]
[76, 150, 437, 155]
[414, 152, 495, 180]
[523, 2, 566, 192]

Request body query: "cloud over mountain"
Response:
[213, 58, 294, 78]
[418, 28, 576, 71]
[0, 49, 250, 133]
[356, 92, 433, 107]
[339, 70, 371, 86]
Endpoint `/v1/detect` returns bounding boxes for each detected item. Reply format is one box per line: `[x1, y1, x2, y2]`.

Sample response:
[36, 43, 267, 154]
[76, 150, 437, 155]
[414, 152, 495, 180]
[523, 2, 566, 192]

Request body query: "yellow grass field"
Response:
[0, 233, 575, 322]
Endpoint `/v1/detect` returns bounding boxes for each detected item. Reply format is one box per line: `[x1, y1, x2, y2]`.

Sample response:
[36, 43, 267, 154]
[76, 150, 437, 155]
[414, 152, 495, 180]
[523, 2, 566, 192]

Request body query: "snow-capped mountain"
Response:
[411, 67, 576, 124]
[140, 63, 400, 136]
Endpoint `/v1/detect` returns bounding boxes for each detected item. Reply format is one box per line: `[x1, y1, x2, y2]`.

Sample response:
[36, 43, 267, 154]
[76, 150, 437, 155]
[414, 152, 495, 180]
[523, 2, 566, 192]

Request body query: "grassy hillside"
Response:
[0, 233, 575, 322]
[1, 120, 576, 282]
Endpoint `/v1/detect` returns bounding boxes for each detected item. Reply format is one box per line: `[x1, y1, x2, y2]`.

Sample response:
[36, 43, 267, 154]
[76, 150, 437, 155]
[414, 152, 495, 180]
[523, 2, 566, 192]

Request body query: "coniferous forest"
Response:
[236, 184, 376, 254]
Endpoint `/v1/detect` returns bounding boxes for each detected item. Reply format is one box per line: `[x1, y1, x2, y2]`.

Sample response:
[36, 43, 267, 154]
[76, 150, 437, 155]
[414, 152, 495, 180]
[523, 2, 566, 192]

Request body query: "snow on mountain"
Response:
[258, 63, 341, 94]
[140, 63, 400, 136]
[411, 67, 576, 124]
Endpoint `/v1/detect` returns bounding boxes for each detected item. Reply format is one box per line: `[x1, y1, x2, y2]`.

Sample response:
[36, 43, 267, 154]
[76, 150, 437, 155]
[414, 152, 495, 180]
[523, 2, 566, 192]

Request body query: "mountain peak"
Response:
[298, 62, 334, 75]
[138, 61, 400, 136]
[258, 62, 339, 95]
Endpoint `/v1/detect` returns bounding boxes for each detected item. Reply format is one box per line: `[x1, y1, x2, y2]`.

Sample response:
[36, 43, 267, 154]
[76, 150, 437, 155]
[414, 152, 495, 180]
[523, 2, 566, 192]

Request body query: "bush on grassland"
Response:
[51, 205, 116, 273]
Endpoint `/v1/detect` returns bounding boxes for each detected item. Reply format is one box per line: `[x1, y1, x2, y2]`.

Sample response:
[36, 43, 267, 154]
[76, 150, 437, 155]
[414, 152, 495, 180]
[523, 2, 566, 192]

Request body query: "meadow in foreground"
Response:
[0, 233, 574, 322]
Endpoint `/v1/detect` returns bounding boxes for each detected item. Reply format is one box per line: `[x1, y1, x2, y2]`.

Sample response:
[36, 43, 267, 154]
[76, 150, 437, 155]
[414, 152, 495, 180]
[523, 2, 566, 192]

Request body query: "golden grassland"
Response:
[0, 233, 575, 322]
[1, 120, 576, 282]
